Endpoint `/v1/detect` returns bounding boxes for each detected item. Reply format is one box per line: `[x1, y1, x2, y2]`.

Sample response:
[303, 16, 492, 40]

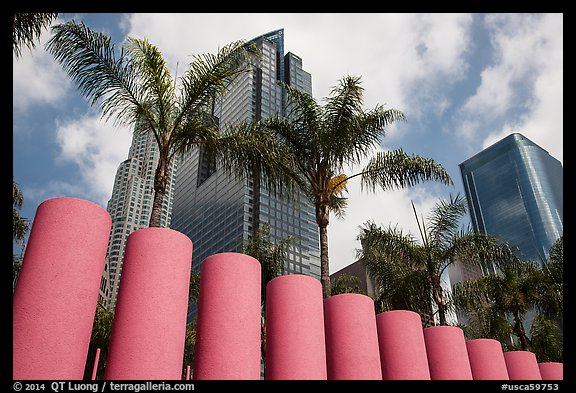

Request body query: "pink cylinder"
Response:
[504, 351, 542, 380]
[91, 348, 101, 380]
[13, 197, 111, 380]
[538, 362, 563, 380]
[424, 325, 473, 380]
[466, 339, 509, 380]
[324, 294, 382, 380]
[104, 228, 192, 380]
[265, 275, 327, 380]
[193, 253, 261, 380]
[376, 310, 430, 380]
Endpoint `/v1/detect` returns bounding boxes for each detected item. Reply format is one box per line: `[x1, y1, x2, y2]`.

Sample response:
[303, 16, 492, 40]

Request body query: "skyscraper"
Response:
[98, 128, 178, 310]
[459, 132, 563, 264]
[170, 29, 320, 283]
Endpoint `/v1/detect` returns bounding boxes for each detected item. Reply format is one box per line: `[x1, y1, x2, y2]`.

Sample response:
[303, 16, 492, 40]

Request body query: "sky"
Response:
[12, 13, 563, 274]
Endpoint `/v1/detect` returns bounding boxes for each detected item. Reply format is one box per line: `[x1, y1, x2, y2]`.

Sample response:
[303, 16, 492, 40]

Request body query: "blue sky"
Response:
[12, 13, 563, 273]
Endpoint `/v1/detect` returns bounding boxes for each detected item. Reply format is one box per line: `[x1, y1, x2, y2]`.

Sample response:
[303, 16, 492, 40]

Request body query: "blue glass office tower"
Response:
[171, 29, 320, 291]
[459, 133, 563, 263]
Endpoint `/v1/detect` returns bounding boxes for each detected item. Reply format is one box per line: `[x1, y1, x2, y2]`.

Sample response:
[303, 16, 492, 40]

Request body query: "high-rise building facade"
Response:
[170, 29, 320, 284]
[459, 132, 563, 264]
[98, 128, 178, 310]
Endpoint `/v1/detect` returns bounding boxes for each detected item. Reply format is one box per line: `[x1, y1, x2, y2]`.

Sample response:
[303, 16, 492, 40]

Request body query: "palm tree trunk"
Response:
[431, 273, 447, 326]
[149, 187, 165, 228]
[514, 313, 530, 350]
[318, 224, 330, 298]
[149, 153, 169, 228]
[316, 203, 331, 298]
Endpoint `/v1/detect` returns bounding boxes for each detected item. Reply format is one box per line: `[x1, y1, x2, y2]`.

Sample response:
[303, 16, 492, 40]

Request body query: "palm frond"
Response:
[13, 177, 24, 209]
[359, 148, 453, 192]
[123, 37, 176, 140]
[529, 315, 563, 362]
[13, 13, 58, 57]
[357, 221, 418, 261]
[319, 76, 407, 169]
[450, 231, 520, 274]
[321, 76, 365, 162]
[46, 21, 143, 128]
[328, 194, 348, 219]
[215, 119, 303, 202]
[177, 40, 260, 127]
[282, 83, 324, 167]
[427, 193, 467, 250]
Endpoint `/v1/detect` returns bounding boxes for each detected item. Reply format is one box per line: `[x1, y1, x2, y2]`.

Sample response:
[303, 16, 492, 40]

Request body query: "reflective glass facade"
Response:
[171, 29, 320, 289]
[459, 133, 563, 263]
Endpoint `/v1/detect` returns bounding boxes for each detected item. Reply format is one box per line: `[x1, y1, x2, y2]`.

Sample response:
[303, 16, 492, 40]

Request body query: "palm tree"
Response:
[13, 13, 58, 57]
[537, 236, 563, 321]
[220, 76, 452, 298]
[46, 20, 259, 227]
[453, 236, 563, 358]
[453, 259, 543, 351]
[357, 221, 435, 319]
[358, 193, 520, 325]
[529, 315, 563, 362]
[13, 177, 29, 253]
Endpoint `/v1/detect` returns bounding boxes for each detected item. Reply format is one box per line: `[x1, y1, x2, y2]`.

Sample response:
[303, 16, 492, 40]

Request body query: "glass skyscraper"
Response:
[170, 29, 320, 284]
[459, 132, 563, 264]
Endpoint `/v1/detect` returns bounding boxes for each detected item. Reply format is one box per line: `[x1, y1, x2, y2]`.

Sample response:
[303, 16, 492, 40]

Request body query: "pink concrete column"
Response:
[376, 310, 430, 380]
[104, 228, 192, 380]
[13, 197, 111, 380]
[265, 274, 327, 380]
[324, 293, 382, 380]
[193, 253, 261, 380]
[504, 351, 542, 380]
[538, 362, 563, 380]
[424, 325, 473, 380]
[466, 338, 509, 380]
[91, 348, 101, 380]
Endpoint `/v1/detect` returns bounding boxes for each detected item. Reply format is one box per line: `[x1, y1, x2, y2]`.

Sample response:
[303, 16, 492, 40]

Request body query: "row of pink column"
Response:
[13, 197, 564, 381]
[13, 197, 192, 380]
[193, 265, 563, 380]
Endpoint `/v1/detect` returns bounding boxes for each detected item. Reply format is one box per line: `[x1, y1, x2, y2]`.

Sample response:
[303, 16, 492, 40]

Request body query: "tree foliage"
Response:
[452, 237, 563, 361]
[358, 193, 519, 325]
[13, 177, 29, 253]
[83, 304, 114, 380]
[218, 75, 452, 298]
[13, 13, 58, 57]
[330, 273, 366, 296]
[47, 20, 260, 227]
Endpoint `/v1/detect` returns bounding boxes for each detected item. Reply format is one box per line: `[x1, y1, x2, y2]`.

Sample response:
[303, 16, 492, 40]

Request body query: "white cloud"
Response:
[53, 114, 133, 207]
[119, 13, 475, 273]
[12, 27, 70, 112]
[457, 13, 563, 164]
[122, 13, 472, 122]
[23, 180, 90, 205]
